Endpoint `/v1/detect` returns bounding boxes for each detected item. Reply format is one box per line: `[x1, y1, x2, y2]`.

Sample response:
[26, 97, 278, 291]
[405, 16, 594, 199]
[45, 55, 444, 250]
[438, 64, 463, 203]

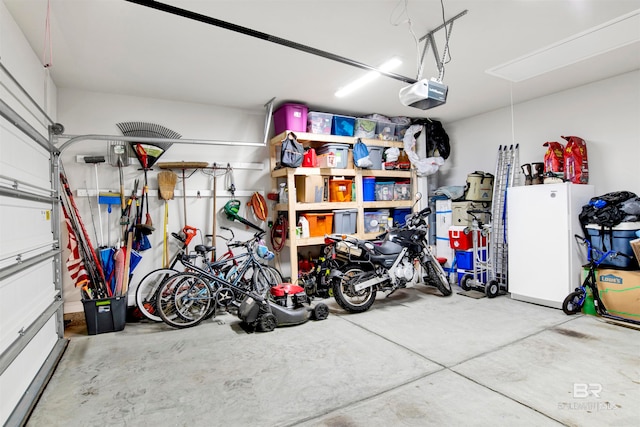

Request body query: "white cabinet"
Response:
[507, 183, 594, 308]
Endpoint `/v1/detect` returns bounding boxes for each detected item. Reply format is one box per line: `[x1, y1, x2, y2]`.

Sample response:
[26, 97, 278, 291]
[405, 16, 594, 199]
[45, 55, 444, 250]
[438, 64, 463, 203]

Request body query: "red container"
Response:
[448, 226, 487, 250]
[302, 148, 318, 167]
[273, 103, 308, 135]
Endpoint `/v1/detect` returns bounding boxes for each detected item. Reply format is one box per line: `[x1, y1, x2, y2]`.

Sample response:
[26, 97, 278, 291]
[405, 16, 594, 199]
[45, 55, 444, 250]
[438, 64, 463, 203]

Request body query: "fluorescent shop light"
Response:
[486, 9, 640, 82]
[335, 57, 403, 97]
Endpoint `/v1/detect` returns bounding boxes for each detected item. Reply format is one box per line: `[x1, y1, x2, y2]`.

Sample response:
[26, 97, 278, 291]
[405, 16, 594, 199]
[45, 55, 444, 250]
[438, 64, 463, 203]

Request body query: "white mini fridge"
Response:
[507, 183, 594, 308]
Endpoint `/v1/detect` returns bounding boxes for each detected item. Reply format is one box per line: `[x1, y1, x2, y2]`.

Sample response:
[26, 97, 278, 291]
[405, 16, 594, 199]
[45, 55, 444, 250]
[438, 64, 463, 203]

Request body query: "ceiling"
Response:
[4, 0, 640, 124]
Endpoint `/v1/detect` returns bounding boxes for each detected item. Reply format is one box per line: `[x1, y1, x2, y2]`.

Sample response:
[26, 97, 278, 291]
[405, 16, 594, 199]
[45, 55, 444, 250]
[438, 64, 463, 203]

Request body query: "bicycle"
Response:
[135, 226, 282, 322]
[155, 230, 281, 328]
[562, 235, 638, 325]
[134, 226, 212, 321]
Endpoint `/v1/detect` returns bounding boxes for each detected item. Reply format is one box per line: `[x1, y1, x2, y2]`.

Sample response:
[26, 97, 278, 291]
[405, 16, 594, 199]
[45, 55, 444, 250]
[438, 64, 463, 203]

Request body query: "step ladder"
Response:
[489, 144, 519, 292]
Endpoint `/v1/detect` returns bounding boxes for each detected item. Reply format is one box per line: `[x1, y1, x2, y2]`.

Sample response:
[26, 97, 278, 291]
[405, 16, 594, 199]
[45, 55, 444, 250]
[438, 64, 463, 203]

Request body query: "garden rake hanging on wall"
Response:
[117, 122, 179, 249]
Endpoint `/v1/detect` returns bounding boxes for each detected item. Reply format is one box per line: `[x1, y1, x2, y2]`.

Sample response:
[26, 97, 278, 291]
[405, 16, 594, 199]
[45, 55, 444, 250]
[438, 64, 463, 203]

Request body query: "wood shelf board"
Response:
[271, 131, 403, 148]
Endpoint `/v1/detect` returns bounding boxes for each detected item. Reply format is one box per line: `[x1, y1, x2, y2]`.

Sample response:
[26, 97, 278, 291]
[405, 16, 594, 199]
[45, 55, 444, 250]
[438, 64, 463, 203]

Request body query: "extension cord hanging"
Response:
[270, 214, 288, 253]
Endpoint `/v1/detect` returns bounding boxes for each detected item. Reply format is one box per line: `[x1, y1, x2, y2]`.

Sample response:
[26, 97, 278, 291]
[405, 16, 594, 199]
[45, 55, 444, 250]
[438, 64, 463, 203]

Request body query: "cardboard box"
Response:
[630, 238, 640, 264]
[595, 268, 640, 322]
[295, 175, 328, 203]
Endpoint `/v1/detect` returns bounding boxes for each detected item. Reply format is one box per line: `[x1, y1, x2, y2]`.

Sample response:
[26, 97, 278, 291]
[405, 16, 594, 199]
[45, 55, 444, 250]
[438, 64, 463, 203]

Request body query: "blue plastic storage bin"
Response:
[393, 208, 411, 226]
[586, 222, 640, 268]
[332, 115, 355, 136]
[456, 249, 488, 270]
[363, 177, 376, 201]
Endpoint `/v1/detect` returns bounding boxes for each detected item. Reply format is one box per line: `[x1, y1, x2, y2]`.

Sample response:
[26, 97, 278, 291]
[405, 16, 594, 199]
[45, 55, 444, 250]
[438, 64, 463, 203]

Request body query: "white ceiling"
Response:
[4, 0, 640, 123]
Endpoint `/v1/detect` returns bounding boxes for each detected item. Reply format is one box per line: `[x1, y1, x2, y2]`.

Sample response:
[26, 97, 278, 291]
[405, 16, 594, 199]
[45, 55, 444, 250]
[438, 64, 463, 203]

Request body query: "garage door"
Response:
[0, 89, 66, 424]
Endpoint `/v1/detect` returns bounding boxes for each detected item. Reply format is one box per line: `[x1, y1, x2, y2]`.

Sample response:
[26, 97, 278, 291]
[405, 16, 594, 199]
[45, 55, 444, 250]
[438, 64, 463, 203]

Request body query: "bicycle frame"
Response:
[171, 232, 274, 302]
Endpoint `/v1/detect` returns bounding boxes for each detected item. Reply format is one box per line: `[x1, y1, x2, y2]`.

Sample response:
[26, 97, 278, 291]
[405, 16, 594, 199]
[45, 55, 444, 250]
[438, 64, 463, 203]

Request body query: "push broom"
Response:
[158, 170, 177, 268]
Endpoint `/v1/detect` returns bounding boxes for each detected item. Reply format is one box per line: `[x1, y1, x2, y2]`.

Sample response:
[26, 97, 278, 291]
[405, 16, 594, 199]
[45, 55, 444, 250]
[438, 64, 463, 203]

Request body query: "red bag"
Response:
[562, 136, 589, 184]
[542, 141, 564, 174]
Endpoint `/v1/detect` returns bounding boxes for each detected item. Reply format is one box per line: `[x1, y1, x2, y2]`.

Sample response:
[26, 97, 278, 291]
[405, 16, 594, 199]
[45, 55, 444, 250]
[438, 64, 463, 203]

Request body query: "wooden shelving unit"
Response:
[269, 131, 415, 280]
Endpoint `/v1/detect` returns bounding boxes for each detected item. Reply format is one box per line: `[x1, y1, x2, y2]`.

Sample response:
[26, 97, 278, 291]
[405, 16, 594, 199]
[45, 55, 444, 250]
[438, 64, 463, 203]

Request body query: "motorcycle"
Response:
[328, 200, 452, 313]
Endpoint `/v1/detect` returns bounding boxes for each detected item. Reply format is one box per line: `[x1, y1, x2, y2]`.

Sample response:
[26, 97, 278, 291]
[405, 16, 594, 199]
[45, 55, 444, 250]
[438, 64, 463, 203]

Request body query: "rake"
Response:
[117, 121, 179, 232]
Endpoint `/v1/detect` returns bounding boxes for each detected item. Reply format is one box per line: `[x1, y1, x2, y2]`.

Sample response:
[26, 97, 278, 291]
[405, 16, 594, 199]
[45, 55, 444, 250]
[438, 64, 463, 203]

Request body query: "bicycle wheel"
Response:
[253, 265, 283, 296]
[134, 268, 178, 322]
[156, 273, 213, 328]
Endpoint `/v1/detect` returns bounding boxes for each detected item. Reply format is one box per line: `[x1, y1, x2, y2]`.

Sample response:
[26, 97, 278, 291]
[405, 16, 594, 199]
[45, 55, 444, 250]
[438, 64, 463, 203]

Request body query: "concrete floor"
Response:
[28, 286, 639, 427]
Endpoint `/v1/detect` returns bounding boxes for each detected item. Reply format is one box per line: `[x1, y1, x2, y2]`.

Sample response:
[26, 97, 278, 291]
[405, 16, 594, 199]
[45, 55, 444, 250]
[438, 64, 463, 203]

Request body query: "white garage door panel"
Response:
[0, 316, 58, 426]
[0, 117, 51, 190]
[0, 197, 54, 268]
[0, 260, 57, 354]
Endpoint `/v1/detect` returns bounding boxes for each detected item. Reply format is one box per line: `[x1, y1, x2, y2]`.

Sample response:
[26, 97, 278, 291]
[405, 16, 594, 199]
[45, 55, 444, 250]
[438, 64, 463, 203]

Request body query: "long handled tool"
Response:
[158, 170, 178, 268]
[84, 156, 106, 246]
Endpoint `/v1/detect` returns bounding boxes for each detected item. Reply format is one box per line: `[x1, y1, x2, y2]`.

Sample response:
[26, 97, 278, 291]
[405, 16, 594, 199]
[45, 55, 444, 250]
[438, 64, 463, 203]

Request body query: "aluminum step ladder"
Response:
[489, 144, 519, 292]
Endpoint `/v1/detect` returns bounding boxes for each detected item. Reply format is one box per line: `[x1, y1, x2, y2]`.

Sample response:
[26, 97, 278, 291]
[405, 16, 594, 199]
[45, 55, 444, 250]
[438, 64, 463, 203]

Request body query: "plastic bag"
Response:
[353, 139, 373, 168]
[384, 147, 400, 162]
[403, 124, 445, 176]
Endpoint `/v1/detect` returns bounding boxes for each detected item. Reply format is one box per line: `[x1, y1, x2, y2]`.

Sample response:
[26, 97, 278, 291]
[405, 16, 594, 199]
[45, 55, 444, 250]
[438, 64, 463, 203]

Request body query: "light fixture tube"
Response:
[335, 58, 402, 97]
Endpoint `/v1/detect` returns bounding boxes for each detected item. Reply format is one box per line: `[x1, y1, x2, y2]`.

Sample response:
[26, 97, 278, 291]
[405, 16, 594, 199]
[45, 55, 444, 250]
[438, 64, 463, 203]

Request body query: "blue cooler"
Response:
[586, 222, 640, 269]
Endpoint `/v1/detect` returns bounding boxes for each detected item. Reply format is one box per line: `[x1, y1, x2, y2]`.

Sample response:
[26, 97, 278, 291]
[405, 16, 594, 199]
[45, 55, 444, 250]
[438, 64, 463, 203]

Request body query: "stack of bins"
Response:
[434, 196, 454, 276]
[449, 226, 488, 286]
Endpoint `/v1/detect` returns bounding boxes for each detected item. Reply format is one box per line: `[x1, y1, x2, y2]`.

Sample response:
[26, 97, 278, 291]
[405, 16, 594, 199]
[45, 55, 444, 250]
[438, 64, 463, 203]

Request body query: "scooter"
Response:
[237, 283, 329, 332]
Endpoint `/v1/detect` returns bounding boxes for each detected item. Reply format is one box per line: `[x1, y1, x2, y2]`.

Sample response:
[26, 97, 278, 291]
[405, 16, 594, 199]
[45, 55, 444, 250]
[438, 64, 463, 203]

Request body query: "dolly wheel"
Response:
[313, 303, 329, 321]
[258, 313, 277, 332]
[460, 274, 473, 291]
[485, 280, 500, 298]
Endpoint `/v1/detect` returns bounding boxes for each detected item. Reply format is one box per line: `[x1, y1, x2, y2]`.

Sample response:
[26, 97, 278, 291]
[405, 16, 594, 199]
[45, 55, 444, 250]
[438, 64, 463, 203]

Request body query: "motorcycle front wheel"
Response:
[422, 256, 452, 296]
[332, 266, 377, 313]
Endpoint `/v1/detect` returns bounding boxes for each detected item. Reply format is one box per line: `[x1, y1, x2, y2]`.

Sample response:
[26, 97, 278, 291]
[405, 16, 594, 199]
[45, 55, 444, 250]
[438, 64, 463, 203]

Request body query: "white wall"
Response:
[56, 89, 277, 311]
[439, 70, 640, 196]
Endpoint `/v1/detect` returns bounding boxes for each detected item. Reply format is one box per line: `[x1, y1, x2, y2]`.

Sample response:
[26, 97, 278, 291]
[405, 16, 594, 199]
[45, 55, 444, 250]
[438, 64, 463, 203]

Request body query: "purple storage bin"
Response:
[273, 103, 308, 135]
